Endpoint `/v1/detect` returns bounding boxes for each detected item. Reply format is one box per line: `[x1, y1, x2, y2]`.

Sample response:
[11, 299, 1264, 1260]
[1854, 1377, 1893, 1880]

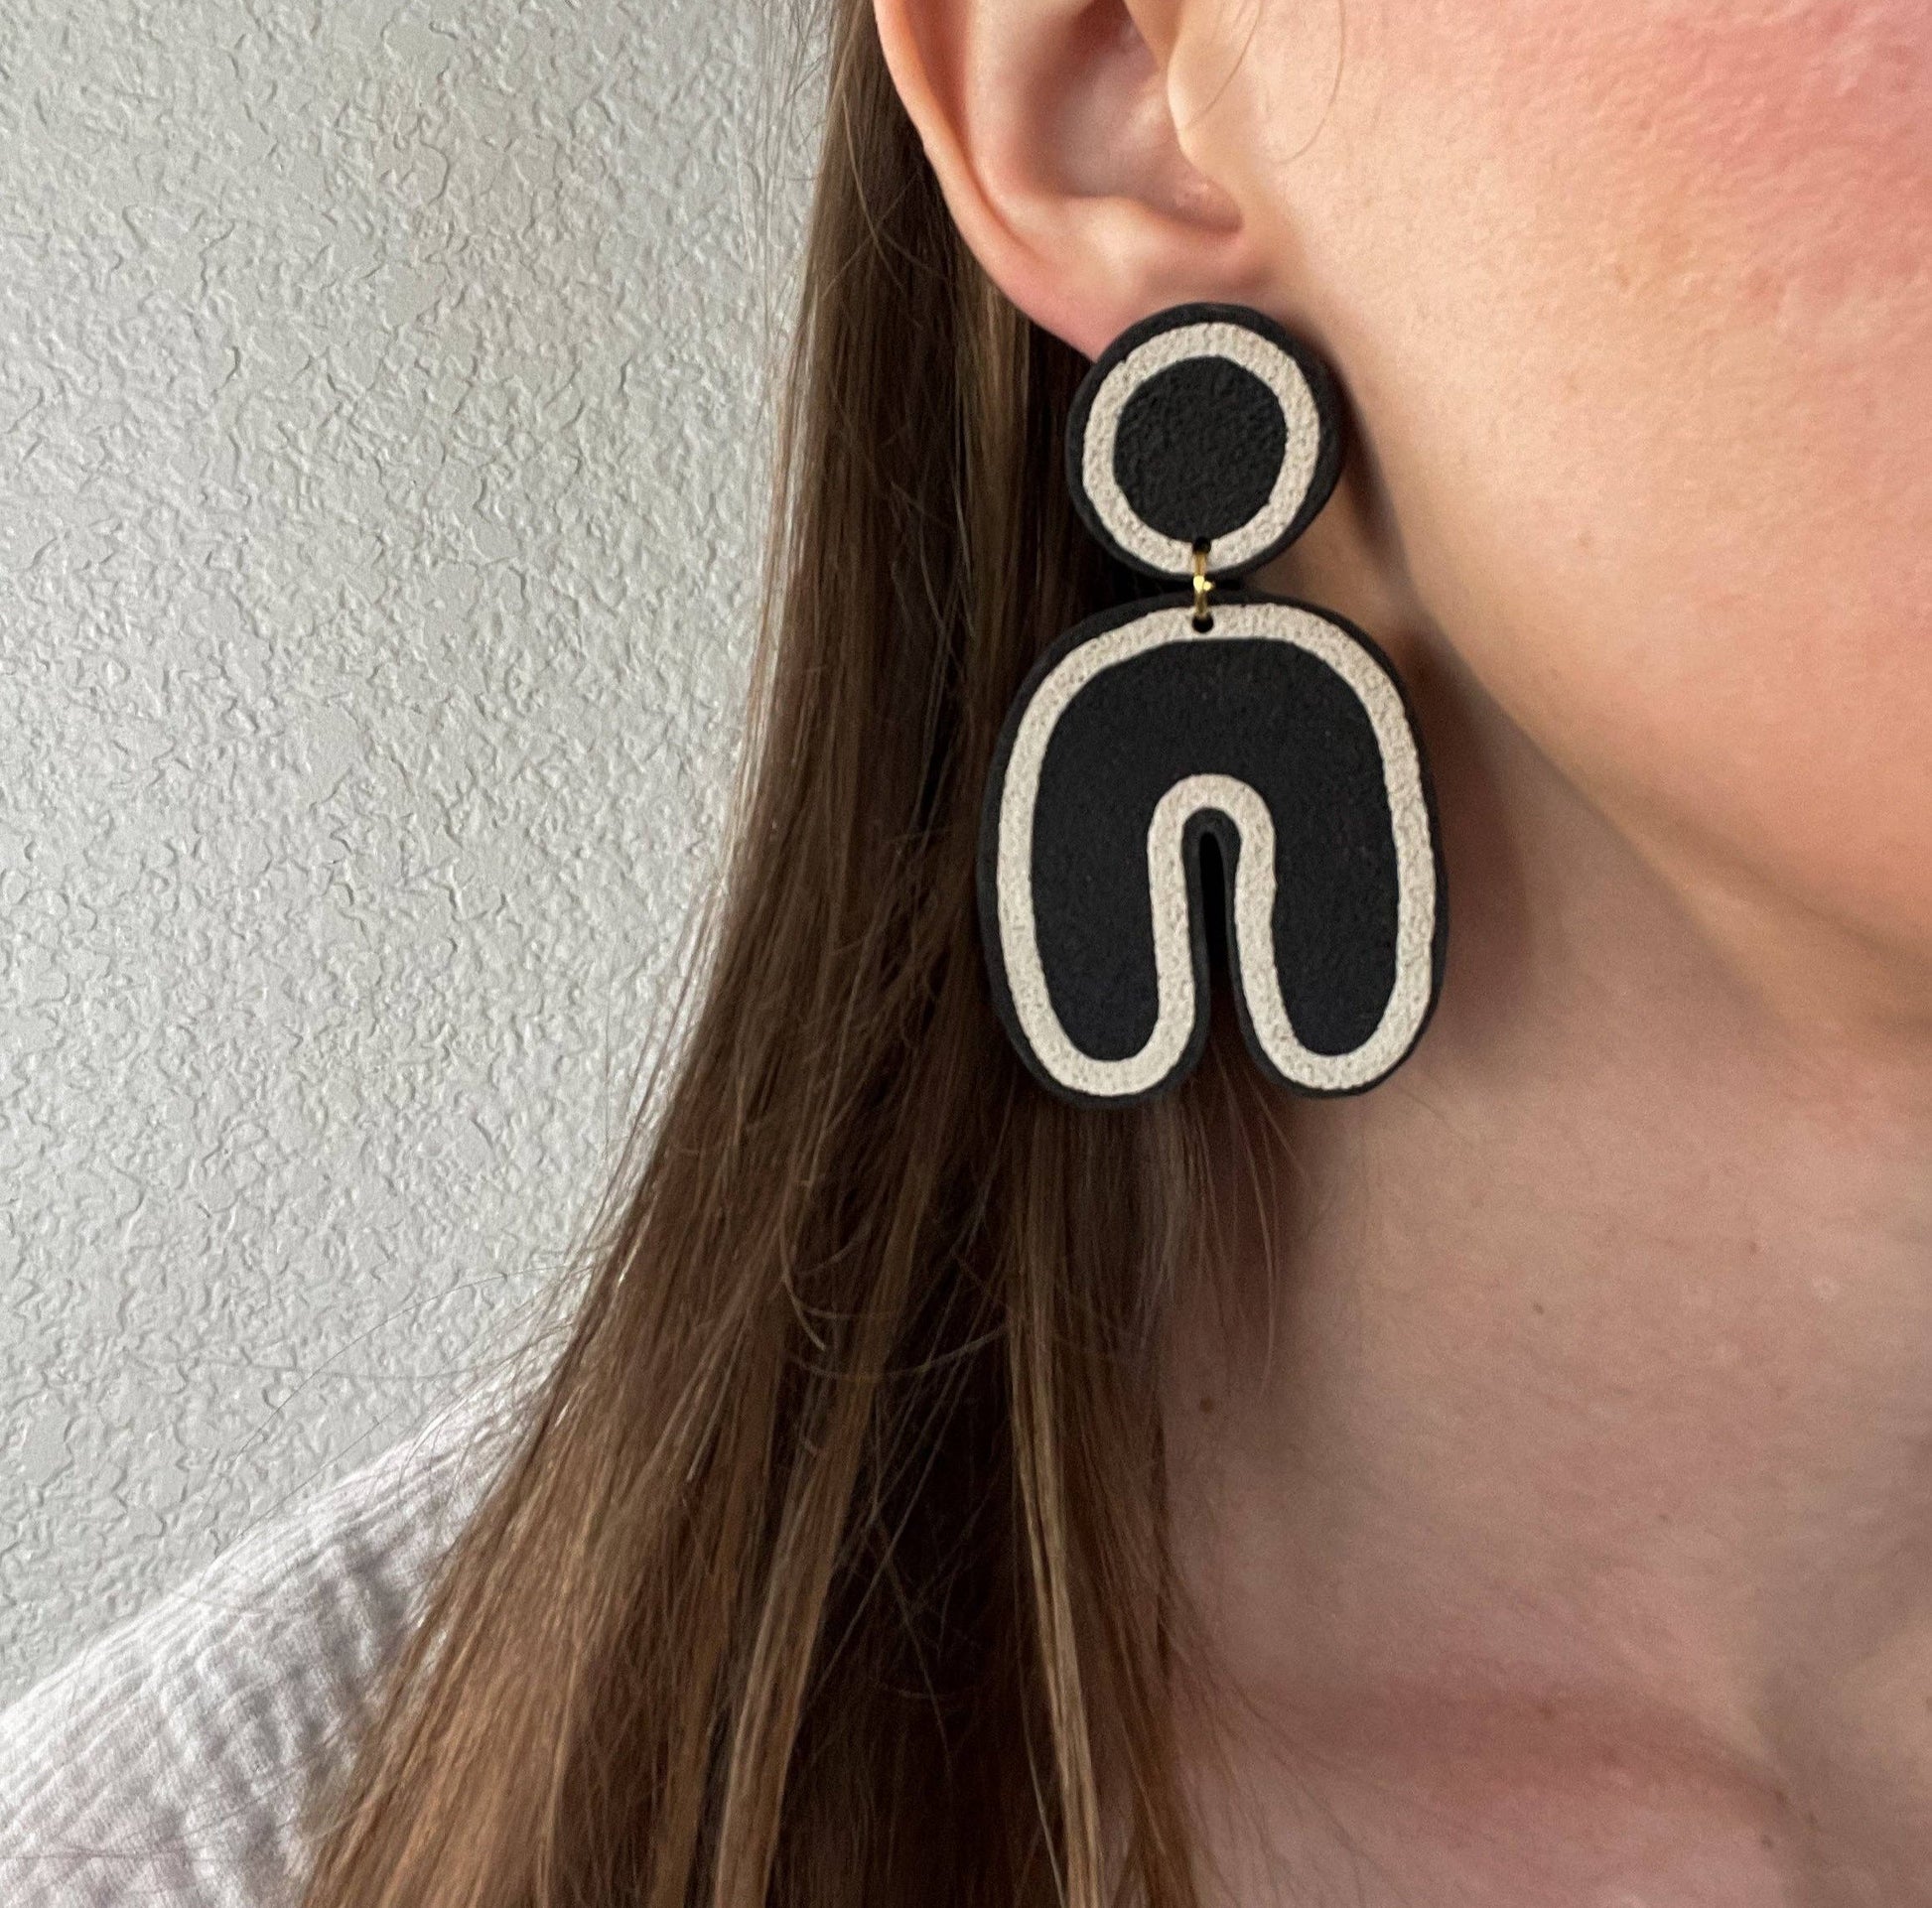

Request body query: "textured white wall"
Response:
[0, 0, 812, 1702]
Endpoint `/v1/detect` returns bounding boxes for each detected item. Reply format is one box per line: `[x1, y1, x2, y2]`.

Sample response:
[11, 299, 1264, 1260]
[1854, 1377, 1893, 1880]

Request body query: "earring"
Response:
[977, 303, 1448, 1107]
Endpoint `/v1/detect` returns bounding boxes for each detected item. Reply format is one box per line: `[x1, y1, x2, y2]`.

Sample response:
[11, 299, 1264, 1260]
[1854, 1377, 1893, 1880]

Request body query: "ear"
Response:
[873, 0, 1273, 360]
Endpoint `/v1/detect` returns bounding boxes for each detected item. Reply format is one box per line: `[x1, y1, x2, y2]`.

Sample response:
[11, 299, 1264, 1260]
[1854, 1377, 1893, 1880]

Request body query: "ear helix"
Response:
[977, 303, 1448, 1107]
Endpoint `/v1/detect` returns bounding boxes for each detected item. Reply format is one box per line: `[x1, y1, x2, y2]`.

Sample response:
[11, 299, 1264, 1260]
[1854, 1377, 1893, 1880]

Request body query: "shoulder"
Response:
[0, 1387, 517, 1908]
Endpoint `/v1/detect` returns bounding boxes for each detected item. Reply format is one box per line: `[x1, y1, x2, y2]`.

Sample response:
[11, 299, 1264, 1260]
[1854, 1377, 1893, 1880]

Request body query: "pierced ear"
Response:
[873, 0, 1263, 358]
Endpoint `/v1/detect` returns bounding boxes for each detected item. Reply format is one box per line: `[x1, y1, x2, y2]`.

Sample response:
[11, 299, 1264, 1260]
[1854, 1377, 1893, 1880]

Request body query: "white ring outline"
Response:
[993, 600, 1439, 1099]
[1079, 322, 1325, 579]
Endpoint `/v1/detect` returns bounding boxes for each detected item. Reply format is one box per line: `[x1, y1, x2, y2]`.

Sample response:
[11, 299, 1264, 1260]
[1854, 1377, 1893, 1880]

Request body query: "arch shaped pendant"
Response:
[977, 304, 1448, 1106]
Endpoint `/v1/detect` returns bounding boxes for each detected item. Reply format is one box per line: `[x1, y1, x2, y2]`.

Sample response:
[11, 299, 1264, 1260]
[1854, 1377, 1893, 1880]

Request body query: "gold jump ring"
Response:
[1191, 542, 1214, 629]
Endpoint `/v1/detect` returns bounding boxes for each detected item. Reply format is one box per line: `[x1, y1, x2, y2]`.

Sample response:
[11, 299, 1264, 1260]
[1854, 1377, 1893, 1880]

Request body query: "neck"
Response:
[1165, 637, 1932, 1903]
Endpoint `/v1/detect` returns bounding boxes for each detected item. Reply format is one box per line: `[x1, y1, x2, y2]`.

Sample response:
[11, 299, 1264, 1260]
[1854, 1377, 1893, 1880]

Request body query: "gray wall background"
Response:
[0, 0, 814, 1703]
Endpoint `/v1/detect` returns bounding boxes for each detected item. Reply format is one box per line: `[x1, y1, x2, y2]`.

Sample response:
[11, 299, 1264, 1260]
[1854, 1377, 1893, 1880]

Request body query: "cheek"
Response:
[1572, 0, 1932, 349]
[1244, 0, 1932, 959]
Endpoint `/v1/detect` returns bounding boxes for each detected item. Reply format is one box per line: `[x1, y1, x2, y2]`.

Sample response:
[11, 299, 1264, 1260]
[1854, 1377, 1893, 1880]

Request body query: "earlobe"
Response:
[872, 0, 1264, 359]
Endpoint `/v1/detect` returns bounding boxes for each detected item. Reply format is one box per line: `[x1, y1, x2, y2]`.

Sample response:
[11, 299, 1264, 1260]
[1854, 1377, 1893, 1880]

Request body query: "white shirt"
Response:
[0, 1391, 514, 1907]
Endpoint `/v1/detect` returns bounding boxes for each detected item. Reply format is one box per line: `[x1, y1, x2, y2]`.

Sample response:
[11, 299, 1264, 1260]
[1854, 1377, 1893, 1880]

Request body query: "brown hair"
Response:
[300, 3, 1257, 1902]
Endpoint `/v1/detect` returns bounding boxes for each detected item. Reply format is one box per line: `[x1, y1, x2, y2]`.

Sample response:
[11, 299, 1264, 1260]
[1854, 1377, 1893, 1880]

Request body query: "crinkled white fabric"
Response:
[0, 1389, 517, 1907]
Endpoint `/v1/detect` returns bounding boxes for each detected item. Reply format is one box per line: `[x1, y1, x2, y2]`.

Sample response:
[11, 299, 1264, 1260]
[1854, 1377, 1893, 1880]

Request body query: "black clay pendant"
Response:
[977, 304, 1448, 1107]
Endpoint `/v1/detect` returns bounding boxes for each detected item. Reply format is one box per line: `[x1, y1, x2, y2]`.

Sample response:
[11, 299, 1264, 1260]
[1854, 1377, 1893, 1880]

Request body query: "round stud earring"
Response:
[977, 303, 1449, 1107]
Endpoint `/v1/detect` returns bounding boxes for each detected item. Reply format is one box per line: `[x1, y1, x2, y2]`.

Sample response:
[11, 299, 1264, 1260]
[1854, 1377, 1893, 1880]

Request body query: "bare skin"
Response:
[876, 0, 1932, 1899]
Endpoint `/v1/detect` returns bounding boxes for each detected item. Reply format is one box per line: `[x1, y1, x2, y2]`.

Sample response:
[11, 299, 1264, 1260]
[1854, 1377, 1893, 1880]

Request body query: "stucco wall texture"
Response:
[0, 0, 812, 1702]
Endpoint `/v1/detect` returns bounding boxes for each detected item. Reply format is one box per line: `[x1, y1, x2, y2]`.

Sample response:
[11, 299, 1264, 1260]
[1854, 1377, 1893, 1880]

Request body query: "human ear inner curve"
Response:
[977, 302, 1448, 1106]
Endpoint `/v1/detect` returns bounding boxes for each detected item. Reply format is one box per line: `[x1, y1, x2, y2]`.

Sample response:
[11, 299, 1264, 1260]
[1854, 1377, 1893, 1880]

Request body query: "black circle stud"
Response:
[1065, 303, 1345, 583]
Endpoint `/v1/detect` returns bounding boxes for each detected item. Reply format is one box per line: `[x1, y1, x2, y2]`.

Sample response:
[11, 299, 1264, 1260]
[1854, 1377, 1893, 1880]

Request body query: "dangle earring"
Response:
[977, 303, 1448, 1106]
